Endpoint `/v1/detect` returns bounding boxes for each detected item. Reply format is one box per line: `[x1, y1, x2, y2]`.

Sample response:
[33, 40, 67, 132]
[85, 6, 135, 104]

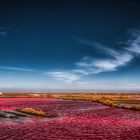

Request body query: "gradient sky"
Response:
[0, 0, 140, 92]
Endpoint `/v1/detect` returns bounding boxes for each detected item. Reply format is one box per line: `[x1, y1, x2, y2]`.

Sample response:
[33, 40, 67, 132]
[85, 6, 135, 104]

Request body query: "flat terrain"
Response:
[0, 98, 140, 140]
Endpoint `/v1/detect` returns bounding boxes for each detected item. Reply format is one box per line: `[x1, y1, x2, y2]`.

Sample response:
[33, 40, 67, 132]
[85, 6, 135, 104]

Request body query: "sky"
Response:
[0, 0, 140, 92]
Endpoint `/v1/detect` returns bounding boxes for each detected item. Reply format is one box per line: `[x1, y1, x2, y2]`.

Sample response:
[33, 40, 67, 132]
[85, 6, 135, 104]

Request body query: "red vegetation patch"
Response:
[0, 98, 140, 140]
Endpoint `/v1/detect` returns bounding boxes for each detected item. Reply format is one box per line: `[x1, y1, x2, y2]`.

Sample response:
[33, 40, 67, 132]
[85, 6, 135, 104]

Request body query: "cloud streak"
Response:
[76, 52, 133, 74]
[48, 28, 140, 82]
[46, 71, 81, 83]
[0, 26, 18, 37]
[74, 29, 140, 75]
[0, 31, 8, 37]
[0, 26, 10, 37]
[125, 28, 140, 54]
[0, 66, 35, 72]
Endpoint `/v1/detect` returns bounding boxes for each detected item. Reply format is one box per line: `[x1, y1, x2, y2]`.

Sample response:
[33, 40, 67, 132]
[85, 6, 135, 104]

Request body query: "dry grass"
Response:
[52, 93, 140, 110]
[17, 108, 46, 116]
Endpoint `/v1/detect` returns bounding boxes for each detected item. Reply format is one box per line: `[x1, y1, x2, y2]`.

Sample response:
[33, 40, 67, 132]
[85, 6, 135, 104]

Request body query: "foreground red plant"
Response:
[0, 98, 140, 140]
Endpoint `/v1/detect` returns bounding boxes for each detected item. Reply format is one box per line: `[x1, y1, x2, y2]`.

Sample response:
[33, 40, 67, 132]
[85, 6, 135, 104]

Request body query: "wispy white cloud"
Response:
[0, 31, 8, 37]
[72, 69, 89, 75]
[46, 71, 81, 83]
[0, 26, 9, 37]
[76, 52, 133, 74]
[0, 26, 18, 37]
[125, 28, 140, 54]
[74, 29, 140, 75]
[72, 36, 119, 58]
[0, 66, 35, 72]
[47, 28, 140, 83]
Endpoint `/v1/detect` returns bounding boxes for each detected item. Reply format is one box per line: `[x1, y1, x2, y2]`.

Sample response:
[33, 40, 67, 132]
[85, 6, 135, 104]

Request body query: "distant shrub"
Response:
[117, 104, 128, 109]
[100, 100, 113, 106]
[111, 103, 118, 108]
[130, 106, 140, 110]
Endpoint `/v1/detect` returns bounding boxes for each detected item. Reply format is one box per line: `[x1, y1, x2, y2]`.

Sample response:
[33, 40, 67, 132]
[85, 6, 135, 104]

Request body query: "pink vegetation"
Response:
[0, 98, 140, 140]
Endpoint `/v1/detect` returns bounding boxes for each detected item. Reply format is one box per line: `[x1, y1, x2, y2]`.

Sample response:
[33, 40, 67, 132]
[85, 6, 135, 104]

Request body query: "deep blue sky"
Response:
[0, 0, 140, 92]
